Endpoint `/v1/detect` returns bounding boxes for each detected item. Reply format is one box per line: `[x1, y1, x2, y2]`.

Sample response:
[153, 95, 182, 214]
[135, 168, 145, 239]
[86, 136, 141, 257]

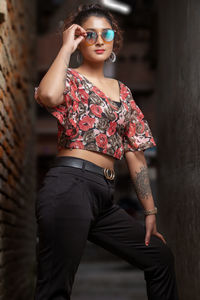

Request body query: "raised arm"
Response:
[35, 24, 87, 107]
[125, 150, 166, 246]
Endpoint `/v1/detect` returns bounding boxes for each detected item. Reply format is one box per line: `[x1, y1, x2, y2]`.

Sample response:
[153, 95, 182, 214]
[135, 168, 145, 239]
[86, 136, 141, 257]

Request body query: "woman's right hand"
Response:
[62, 24, 87, 54]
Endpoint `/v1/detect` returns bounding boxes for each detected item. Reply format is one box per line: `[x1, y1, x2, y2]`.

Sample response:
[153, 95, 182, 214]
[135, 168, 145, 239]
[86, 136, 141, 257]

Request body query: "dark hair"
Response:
[62, 3, 124, 55]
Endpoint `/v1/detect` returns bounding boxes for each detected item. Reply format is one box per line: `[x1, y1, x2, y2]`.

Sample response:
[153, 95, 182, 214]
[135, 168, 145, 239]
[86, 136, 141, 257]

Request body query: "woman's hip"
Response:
[36, 156, 116, 221]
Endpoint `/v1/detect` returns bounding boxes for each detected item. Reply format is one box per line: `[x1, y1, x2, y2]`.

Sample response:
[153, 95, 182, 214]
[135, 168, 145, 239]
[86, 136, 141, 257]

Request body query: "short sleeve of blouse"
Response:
[123, 87, 156, 153]
[34, 69, 73, 125]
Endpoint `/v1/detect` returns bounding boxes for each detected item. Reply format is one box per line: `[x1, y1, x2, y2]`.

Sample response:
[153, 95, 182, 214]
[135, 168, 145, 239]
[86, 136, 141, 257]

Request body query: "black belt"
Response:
[50, 156, 115, 180]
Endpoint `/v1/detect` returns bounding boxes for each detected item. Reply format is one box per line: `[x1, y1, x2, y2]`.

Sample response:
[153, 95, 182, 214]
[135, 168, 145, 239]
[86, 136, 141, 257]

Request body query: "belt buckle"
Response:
[103, 168, 115, 180]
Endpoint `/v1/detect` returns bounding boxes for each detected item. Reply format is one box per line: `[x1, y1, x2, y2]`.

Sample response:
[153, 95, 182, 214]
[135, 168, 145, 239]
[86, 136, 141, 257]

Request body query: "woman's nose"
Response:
[96, 33, 104, 44]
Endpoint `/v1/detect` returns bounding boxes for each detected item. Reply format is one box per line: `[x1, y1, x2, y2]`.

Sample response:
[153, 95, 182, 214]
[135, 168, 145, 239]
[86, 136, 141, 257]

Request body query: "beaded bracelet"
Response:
[144, 206, 158, 216]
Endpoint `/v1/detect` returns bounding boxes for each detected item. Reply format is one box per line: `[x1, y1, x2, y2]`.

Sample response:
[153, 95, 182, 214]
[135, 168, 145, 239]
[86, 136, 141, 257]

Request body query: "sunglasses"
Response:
[84, 29, 116, 46]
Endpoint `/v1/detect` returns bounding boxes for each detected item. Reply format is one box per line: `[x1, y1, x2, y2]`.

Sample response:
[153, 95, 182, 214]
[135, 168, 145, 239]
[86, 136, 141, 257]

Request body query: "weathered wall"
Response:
[0, 0, 37, 299]
[157, 1, 200, 299]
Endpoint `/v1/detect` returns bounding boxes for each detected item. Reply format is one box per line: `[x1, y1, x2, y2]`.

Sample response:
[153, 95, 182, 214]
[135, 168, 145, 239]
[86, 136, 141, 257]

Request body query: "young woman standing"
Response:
[34, 3, 179, 300]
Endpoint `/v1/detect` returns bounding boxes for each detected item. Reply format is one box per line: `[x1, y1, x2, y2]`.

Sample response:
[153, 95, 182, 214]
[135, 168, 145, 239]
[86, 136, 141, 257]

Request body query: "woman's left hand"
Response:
[144, 214, 167, 246]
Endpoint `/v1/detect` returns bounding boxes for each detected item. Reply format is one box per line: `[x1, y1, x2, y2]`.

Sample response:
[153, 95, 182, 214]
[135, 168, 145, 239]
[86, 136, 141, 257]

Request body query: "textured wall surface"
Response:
[0, 0, 37, 299]
[157, 1, 200, 299]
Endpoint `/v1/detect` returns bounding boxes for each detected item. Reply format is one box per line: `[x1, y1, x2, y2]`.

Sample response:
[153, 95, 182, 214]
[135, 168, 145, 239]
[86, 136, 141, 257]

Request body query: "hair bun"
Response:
[78, 3, 105, 13]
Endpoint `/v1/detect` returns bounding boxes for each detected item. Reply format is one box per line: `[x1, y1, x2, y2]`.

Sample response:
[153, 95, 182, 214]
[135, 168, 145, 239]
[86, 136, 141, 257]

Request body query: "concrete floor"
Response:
[72, 242, 147, 300]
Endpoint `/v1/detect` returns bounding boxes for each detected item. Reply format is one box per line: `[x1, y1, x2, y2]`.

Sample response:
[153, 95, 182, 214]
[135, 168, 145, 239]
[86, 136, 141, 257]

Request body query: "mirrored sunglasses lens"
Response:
[103, 29, 115, 41]
[86, 32, 97, 44]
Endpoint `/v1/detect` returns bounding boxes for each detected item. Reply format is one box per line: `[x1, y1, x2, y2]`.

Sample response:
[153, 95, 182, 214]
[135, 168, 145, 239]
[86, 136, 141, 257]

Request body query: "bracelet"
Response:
[144, 206, 158, 216]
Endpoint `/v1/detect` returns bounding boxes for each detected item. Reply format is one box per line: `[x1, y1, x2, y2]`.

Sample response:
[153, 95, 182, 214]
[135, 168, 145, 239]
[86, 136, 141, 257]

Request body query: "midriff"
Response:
[56, 148, 115, 170]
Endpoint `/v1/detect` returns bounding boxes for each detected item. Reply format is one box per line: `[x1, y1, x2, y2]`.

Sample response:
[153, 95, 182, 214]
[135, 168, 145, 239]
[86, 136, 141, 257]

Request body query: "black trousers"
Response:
[34, 156, 179, 300]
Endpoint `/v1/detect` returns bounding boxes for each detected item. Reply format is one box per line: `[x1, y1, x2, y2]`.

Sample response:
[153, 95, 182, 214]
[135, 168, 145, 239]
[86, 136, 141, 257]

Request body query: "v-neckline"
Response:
[69, 68, 122, 107]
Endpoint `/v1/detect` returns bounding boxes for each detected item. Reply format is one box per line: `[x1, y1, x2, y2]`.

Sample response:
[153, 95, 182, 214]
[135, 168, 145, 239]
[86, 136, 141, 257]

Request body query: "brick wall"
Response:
[0, 0, 37, 299]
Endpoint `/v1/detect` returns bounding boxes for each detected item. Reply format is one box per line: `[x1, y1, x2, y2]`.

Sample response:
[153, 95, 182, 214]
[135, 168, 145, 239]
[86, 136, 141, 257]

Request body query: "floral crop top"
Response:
[34, 68, 156, 160]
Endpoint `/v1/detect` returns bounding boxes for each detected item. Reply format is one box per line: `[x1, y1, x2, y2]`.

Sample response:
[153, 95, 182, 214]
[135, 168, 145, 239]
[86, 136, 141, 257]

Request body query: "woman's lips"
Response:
[95, 50, 105, 54]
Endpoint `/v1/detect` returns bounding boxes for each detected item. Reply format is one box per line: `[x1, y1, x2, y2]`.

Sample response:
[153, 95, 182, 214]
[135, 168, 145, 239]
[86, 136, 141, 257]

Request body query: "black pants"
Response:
[34, 156, 179, 300]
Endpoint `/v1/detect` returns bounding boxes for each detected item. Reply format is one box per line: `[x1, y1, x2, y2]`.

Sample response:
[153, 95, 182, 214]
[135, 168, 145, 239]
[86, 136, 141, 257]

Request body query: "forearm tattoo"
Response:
[132, 166, 152, 200]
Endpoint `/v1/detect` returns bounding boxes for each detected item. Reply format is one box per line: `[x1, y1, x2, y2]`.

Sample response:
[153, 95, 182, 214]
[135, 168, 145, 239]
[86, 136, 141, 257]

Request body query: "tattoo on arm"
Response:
[132, 166, 152, 200]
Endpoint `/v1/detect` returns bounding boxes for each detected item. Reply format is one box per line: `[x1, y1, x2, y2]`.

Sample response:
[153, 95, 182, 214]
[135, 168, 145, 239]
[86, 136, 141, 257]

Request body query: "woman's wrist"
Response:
[61, 44, 73, 56]
[58, 45, 72, 67]
[144, 206, 157, 216]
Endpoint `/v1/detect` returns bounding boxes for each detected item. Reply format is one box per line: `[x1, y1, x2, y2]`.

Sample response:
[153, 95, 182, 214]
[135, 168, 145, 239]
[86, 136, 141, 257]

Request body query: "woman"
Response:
[34, 3, 179, 300]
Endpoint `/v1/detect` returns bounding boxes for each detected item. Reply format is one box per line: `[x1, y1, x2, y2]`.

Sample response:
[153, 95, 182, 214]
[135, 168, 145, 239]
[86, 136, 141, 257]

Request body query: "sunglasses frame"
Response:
[84, 29, 116, 46]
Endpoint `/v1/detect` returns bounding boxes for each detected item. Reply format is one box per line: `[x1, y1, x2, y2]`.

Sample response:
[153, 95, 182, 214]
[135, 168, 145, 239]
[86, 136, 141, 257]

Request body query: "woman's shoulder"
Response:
[107, 76, 130, 89]
[67, 68, 81, 78]
[103, 77, 133, 103]
[104, 76, 131, 93]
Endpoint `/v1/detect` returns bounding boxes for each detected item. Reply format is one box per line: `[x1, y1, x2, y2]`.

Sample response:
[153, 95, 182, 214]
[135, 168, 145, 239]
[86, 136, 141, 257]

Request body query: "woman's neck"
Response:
[78, 61, 105, 79]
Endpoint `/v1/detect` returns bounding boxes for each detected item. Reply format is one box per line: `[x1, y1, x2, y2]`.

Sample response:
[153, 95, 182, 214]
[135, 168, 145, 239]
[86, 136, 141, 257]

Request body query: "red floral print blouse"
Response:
[34, 68, 156, 160]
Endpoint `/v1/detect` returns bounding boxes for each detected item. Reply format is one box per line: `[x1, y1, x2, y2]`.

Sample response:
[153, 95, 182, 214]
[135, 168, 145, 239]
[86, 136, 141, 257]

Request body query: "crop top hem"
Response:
[57, 146, 124, 160]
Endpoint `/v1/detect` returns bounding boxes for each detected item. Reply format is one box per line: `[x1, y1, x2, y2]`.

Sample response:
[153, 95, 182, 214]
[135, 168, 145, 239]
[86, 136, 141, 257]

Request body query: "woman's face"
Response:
[78, 16, 114, 64]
